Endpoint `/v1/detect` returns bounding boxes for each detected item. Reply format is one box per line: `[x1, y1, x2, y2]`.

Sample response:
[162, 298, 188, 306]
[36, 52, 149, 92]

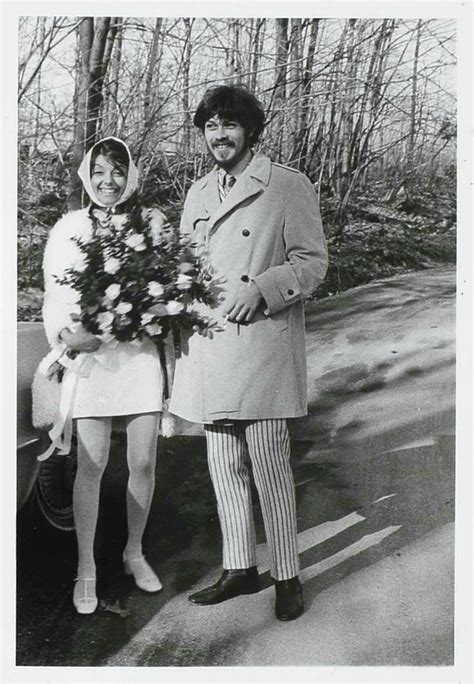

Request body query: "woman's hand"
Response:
[60, 325, 101, 353]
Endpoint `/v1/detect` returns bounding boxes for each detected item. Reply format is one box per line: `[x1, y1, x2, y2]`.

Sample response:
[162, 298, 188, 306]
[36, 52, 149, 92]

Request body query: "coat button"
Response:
[242, 229, 250, 237]
[241, 275, 249, 282]
[288, 289, 294, 295]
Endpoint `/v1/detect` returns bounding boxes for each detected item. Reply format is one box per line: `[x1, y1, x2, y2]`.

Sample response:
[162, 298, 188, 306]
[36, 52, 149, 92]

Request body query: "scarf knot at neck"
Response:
[90, 206, 130, 234]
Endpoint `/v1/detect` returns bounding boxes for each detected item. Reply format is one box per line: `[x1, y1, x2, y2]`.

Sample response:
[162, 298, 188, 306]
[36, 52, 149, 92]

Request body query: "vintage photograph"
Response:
[10, 7, 462, 672]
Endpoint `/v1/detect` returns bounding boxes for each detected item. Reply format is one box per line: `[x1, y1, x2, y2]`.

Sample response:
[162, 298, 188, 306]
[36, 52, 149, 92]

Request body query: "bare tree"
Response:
[407, 19, 423, 191]
[69, 17, 117, 209]
[17, 16, 456, 226]
[268, 18, 289, 159]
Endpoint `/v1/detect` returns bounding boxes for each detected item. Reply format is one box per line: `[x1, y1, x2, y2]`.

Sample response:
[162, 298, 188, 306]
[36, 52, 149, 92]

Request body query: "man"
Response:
[169, 85, 328, 621]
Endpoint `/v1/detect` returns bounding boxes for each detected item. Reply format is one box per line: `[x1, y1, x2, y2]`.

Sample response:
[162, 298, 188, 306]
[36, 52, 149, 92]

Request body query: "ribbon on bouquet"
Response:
[37, 338, 120, 462]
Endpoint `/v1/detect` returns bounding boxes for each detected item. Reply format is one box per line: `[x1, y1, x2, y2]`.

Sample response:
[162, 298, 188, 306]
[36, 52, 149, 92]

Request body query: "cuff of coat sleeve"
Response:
[252, 270, 302, 315]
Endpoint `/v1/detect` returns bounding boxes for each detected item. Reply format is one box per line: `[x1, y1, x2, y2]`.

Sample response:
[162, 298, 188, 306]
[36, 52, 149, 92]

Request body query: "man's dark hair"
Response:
[193, 85, 265, 147]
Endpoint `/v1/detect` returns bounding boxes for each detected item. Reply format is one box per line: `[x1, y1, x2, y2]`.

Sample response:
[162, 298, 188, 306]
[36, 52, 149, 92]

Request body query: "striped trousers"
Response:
[204, 419, 299, 581]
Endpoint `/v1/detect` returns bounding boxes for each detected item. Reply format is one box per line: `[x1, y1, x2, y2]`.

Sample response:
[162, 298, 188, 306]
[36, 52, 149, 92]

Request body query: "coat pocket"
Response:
[268, 309, 289, 333]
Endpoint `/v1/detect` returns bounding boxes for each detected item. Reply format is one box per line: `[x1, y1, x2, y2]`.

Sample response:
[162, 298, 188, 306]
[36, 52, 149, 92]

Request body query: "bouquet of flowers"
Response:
[56, 207, 221, 346]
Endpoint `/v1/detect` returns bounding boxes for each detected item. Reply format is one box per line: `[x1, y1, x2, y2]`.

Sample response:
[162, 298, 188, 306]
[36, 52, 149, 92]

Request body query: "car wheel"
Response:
[35, 442, 77, 531]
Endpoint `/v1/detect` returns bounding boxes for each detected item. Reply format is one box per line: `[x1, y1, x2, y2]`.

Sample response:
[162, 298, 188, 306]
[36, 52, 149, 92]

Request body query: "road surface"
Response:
[16, 267, 456, 667]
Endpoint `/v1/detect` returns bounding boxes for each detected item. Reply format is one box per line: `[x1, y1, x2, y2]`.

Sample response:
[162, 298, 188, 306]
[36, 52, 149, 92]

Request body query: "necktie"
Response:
[218, 172, 236, 202]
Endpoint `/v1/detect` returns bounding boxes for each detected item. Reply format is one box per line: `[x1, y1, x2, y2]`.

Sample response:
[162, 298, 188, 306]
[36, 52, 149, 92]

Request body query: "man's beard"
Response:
[207, 136, 251, 170]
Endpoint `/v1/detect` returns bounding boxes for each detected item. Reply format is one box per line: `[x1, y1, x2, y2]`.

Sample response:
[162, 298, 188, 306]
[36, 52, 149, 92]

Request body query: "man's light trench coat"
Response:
[169, 155, 328, 424]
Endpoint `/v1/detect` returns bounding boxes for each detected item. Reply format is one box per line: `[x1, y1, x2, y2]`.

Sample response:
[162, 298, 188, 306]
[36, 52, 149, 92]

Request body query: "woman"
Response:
[41, 137, 165, 614]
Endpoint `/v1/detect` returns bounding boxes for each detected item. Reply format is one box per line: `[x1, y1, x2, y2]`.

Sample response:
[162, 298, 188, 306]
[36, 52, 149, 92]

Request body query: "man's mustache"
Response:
[212, 140, 235, 148]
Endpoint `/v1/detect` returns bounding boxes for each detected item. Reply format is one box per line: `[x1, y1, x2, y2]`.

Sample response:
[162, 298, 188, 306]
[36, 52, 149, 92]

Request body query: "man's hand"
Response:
[223, 281, 263, 324]
[60, 325, 101, 353]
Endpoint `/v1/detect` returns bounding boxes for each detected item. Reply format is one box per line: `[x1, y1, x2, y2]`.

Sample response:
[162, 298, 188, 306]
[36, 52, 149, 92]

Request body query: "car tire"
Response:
[35, 440, 77, 531]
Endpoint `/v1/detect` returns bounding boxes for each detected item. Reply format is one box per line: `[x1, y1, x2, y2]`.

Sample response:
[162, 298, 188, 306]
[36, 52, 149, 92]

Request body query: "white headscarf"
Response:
[77, 136, 139, 209]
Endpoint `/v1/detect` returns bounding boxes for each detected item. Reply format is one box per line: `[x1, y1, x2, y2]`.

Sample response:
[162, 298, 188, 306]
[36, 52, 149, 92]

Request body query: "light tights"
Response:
[74, 412, 160, 578]
[123, 412, 160, 560]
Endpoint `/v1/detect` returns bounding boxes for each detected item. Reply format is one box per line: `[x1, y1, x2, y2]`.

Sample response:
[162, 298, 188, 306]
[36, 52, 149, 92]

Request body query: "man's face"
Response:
[203, 115, 250, 171]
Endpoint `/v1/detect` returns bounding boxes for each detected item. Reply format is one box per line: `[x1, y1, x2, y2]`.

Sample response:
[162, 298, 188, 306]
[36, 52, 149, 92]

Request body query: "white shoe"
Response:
[123, 553, 162, 593]
[73, 577, 98, 614]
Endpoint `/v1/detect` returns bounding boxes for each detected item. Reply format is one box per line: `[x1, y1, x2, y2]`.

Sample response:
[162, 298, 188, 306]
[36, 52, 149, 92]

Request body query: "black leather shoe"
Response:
[189, 567, 260, 605]
[274, 576, 304, 621]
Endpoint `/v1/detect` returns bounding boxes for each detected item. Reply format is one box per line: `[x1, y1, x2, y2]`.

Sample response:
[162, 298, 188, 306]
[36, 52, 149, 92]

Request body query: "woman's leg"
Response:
[74, 417, 112, 577]
[123, 412, 160, 559]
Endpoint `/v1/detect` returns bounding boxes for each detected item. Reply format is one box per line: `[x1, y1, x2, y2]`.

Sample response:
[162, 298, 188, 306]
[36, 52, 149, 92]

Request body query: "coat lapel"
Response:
[198, 171, 220, 222]
[198, 156, 272, 236]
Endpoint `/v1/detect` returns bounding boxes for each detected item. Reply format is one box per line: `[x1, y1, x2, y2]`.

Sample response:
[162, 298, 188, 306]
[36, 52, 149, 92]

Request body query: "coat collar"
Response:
[195, 155, 272, 234]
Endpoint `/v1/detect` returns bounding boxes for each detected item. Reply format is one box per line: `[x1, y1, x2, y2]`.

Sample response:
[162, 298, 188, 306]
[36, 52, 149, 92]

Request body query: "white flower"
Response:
[141, 312, 155, 326]
[97, 311, 115, 331]
[176, 273, 193, 290]
[112, 214, 128, 229]
[147, 281, 165, 298]
[115, 301, 133, 315]
[105, 283, 121, 300]
[74, 256, 87, 273]
[179, 261, 194, 274]
[104, 257, 121, 275]
[98, 331, 116, 345]
[125, 233, 146, 251]
[116, 315, 131, 328]
[166, 300, 185, 316]
[95, 226, 112, 237]
[145, 323, 163, 336]
[146, 208, 168, 245]
[147, 303, 168, 316]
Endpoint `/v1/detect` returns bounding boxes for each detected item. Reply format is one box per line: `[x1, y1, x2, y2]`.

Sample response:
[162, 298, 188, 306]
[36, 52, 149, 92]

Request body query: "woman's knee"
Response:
[76, 418, 111, 476]
[76, 452, 108, 479]
[128, 454, 156, 479]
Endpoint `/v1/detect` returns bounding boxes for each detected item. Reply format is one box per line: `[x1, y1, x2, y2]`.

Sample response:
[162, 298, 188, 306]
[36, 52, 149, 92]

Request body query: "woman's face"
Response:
[91, 154, 128, 206]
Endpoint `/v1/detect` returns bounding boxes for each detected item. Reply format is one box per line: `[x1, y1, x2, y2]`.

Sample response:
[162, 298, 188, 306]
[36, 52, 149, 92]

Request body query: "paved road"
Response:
[16, 267, 456, 667]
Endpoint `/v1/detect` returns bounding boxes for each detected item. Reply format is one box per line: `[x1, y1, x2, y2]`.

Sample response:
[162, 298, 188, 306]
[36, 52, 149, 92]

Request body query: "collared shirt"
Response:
[217, 153, 253, 202]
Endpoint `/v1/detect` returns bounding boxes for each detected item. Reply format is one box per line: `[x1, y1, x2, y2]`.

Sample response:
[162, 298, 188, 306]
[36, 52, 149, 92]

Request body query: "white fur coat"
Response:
[40, 206, 178, 436]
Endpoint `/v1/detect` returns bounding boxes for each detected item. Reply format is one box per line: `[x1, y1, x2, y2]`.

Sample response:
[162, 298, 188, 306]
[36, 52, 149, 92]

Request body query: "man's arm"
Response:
[226, 172, 327, 323]
[252, 172, 328, 316]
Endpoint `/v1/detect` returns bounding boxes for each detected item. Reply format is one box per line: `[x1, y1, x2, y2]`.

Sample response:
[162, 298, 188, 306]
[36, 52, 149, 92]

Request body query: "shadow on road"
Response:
[16, 267, 456, 666]
[16, 431, 454, 666]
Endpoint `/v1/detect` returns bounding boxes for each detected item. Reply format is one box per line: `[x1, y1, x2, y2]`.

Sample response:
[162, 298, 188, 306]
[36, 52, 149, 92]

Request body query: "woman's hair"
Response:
[193, 85, 265, 147]
[90, 138, 129, 173]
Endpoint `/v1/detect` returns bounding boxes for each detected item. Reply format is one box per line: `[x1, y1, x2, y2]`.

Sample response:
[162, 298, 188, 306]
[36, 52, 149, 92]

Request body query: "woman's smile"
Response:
[91, 154, 127, 206]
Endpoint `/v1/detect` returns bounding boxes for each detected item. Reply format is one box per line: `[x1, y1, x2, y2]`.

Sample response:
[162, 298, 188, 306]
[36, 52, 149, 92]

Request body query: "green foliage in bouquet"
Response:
[56, 208, 222, 343]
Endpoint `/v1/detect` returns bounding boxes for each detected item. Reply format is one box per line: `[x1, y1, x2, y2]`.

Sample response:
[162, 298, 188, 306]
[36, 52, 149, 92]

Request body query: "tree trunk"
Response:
[293, 18, 319, 171]
[225, 19, 243, 82]
[339, 19, 357, 198]
[143, 18, 162, 131]
[85, 17, 112, 144]
[250, 19, 265, 92]
[270, 18, 289, 160]
[181, 19, 194, 179]
[287, 18, 303, 162]
[33, 18, 46, 154]
[407, 20, 422, 190]
[104, 18, 123, 136]
[69, 17, 113, 210]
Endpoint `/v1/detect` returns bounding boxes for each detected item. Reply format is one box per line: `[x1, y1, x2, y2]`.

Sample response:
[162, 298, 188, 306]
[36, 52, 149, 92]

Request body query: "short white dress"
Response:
[42, 209, 164, 421]
[72, 338, 163, 418]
